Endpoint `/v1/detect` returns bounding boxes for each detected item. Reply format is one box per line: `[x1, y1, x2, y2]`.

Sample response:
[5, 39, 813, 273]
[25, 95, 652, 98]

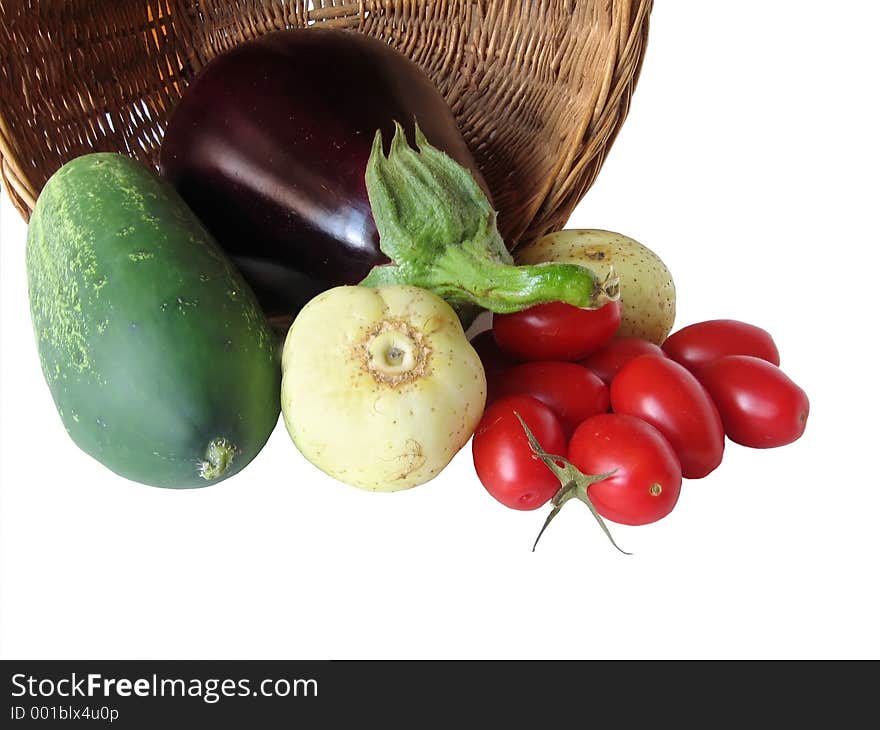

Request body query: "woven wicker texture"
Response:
[0, 0, 651, 246]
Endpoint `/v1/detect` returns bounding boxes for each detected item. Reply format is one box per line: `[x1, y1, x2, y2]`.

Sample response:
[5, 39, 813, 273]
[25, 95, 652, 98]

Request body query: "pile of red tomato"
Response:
[469, 300, 810, 545]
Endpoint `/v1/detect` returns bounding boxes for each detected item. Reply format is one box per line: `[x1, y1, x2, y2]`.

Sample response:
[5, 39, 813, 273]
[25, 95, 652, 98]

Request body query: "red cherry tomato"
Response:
[581, 337, 665, 385]
[493, 300, 622, 361]
[568, 414, 682, 525]
[493, 361, 609, 436]
[662, 319, 780, 378]
[472, 395, 567, 510]
[610, 355, 725, 479]
[469, 329, 519, 401]
[699, 355, 809, 448]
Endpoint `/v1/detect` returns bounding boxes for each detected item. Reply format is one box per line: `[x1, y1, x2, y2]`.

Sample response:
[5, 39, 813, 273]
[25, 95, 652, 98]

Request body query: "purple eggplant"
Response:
[160, 28, 488, 321]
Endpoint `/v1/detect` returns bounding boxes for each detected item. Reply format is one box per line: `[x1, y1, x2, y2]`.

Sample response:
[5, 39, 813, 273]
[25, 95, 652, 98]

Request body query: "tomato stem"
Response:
[531, 482, 577, 551]
[515, 414, 630, 554]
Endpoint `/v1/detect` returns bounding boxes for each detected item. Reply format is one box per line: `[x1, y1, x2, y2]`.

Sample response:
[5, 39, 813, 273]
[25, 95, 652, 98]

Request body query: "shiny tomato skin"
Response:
[662, 319, 780, 378]
[472, 394, 567, 511]
[699, 355, 809, 448]
[493, 361, 609, 436]
[568, 414, 682, 525]
[581, 337, 666, 385]
[611, 355, 725, 479]
[492, 300, 622, 361]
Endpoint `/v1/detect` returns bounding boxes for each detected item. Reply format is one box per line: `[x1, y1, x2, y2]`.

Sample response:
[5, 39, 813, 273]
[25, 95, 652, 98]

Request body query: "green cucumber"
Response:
[26, 153, 280, 488]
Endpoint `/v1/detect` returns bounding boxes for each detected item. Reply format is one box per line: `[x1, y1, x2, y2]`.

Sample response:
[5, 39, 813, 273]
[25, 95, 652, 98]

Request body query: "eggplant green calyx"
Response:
[515, 414, 630, 555]
[362, 123, 617, 315]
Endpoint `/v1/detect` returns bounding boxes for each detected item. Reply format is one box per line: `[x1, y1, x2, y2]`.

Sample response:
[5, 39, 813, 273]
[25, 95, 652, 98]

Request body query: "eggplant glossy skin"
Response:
[160, 29, 488, 320]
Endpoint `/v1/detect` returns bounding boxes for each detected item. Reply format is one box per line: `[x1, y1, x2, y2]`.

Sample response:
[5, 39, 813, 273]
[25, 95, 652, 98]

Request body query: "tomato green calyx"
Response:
[362, 123, 614, 317]
[515, 414, 630, 554]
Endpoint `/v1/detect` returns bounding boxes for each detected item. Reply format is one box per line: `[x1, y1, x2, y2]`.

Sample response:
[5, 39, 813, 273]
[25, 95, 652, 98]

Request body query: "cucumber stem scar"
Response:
[199, 437, 237, 480]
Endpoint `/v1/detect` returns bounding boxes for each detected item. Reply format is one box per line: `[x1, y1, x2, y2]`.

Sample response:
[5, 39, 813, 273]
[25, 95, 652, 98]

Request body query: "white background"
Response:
[1, 2, 878, 659]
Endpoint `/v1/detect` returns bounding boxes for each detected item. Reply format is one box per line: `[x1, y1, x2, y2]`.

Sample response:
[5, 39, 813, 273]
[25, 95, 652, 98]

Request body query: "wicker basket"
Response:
[0, 0, 651, 246]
